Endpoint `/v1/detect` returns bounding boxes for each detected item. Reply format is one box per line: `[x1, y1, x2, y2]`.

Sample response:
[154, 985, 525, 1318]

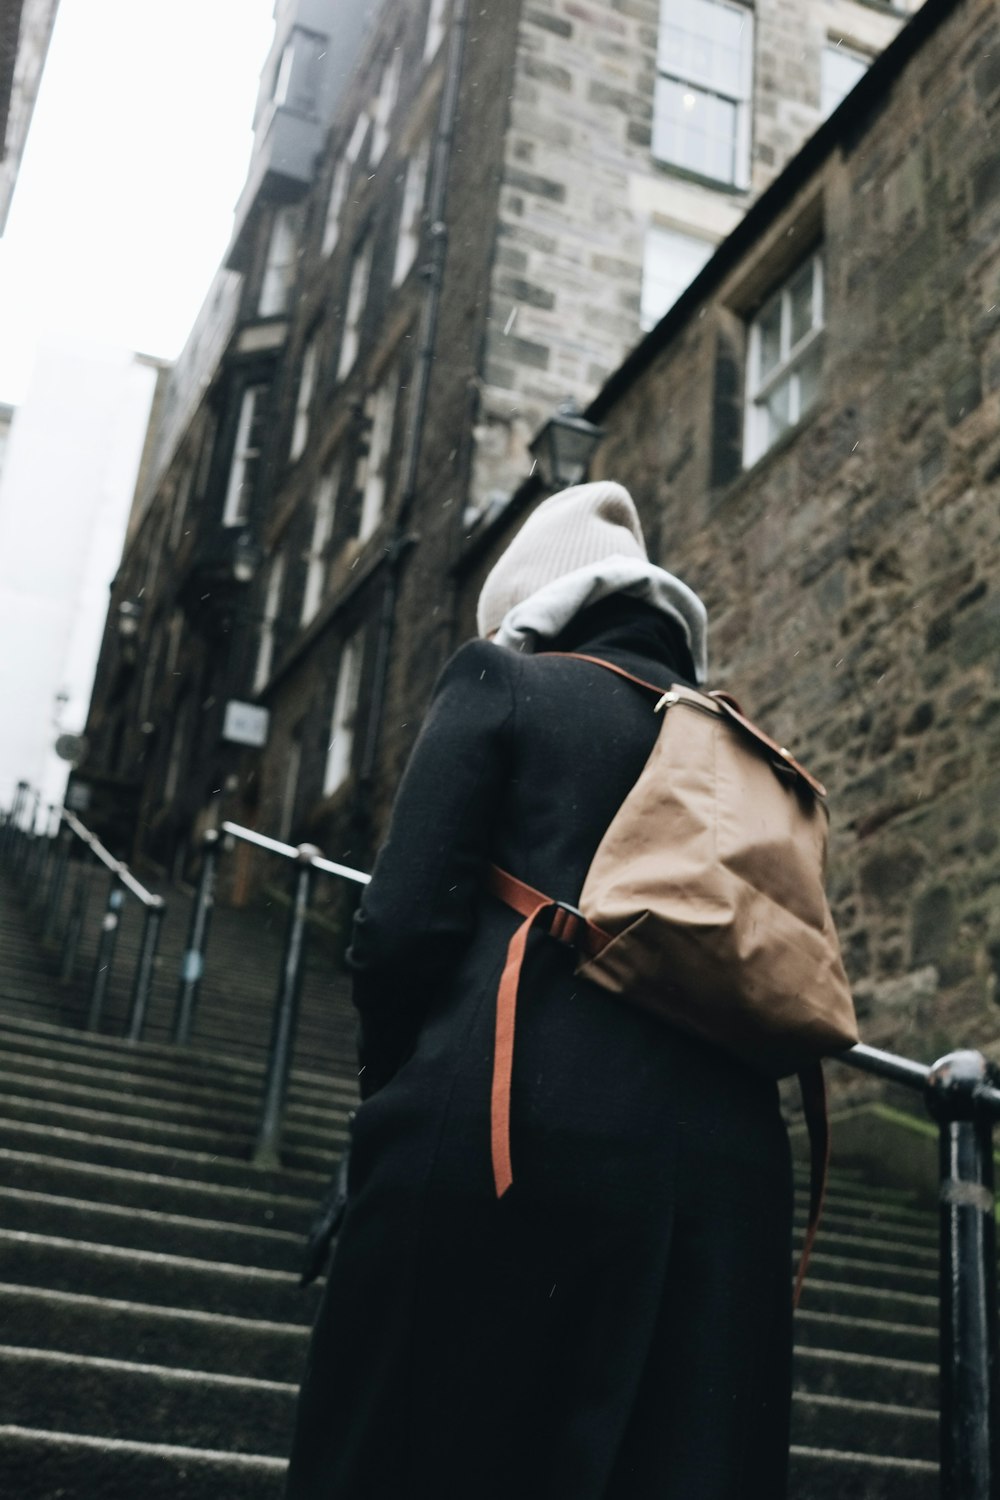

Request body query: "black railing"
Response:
[836, 1042, 1000, 1500]
[3, 784, 1000, 1496]
[2, 780, 166, 1040]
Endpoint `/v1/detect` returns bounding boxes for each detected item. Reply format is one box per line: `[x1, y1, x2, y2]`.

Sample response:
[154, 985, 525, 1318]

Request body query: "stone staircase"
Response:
[0, 862, 941, 1497]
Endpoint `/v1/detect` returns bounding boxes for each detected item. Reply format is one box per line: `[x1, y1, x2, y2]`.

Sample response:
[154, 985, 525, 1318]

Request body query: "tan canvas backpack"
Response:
[487, 653, 859, 1300]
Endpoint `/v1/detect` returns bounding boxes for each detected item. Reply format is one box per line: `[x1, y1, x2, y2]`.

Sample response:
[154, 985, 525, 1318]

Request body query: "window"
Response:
[278, 729, 303, 842]
[223, 385, 268, 526]
[654, 0, 753, 189]
[253, 550, 286, 694]
[272, 28, 324, 116]
[323, 632, 364, 795]
[357, 371, 398, 542]
[424, 0, 448, 61]
[641, 224, 715, 330]
[744, 249, 824, 466]
[821, 42, 869, 117]
[394, 139, 431, 285]
[259, 205, 302, 317]
[169, 463, 194, 549]
[195, 411, 217, 499]
[338, 239, 373, 379]
[290, 335, 319, 461]
[301, 463, 339, 625]
[322, 115, 369, 257]
[371, 49, 402, 165]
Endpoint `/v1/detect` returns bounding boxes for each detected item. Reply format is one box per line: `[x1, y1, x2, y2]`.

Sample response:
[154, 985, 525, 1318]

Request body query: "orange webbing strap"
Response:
[794, 1061, 830, 1308]
[486, 865, 608, 1197]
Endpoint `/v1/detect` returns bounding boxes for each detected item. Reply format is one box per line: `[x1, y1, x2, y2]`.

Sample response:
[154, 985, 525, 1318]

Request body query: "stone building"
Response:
[80, 0, 924, 890]
[458, 0, 1000, 1063]
[0, 0, 60, 235]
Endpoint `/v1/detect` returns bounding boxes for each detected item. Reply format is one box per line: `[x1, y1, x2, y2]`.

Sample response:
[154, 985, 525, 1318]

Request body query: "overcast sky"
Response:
[0, 0, 276, 407]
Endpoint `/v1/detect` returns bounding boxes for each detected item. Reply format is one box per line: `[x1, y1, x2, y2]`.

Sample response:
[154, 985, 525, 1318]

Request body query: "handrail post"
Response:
[60, 850, 92, 983]
[925, 1050, 1000, 1500]
[3, 781, 27, 869]
[31, 805, 58, 915]
[14, 790, 40, 882]
[253, 844, 319, 1168]
[126, 896, 166, 1043]
[173, 829, 219, 1046]
[42, 822, 72, 942]
[86, 878, 125, 1032]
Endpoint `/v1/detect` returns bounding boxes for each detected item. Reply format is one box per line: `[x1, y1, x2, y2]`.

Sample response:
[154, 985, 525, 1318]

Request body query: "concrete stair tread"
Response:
[0, 1091, 349, 1158]
[0, 1116, 330, 1188]
[0, 1343, 296, 1395]
[0, 1424, 286, 1467]
[790, 1443, 938, 1472]
[0, 1147, 319, 1227]
[0, 1227, 314, 1286]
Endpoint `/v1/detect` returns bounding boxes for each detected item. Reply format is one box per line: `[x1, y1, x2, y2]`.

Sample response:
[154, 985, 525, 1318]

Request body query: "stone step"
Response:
[0, 1149, 318, 1233]
[0, 1282, 309, 1382]
[792, 1391, 937, 1462]
[795, 1308, 935, 1363]
[0, 1011, 358, 1099]
[0, 1091, 348, 1165]
[789, 1445, 937, 1499]
[794, 1345, 937, 1408]
[0, 1188, 304, 1272]
[805, 1251, 937, 1296]
[0, 1427, 286, 1500]
[0, 1346, 297, 1456]
[0, 1116, 329, 1192]
[799, 1276, 938, 1325]
[0, 1229, 322, 1323]
[0, 1056, 356, 1132]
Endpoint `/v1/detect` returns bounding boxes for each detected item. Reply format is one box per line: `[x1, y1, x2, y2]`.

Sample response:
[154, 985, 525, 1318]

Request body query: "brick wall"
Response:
[465, 0, 1000, 1063]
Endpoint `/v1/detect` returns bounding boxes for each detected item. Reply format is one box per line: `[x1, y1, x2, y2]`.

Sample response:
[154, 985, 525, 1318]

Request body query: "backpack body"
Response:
[573, 676, 859, 1077]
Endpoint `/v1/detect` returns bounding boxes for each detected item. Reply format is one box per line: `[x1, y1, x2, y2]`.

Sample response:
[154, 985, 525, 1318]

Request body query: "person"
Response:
[284, 481, 793, 1500]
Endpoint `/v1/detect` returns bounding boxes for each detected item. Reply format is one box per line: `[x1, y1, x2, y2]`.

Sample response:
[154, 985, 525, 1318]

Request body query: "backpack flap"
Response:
[575, 682, 858, 1078]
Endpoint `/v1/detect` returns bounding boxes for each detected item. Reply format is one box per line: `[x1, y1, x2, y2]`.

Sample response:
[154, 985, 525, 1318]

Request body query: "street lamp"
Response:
[117, 600, 142, 640]
[232, 531, 261, 585]
[529, 399, 605, 488]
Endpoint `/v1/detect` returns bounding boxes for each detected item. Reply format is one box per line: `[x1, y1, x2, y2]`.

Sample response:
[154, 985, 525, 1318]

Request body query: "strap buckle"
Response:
[545, 900, 589, 949]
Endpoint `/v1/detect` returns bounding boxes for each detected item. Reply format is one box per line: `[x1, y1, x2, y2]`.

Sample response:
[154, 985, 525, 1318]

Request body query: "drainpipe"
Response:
[358, 0, 471, 806]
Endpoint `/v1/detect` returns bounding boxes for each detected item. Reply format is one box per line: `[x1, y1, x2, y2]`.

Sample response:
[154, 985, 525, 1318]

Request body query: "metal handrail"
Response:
[2, 785, 168, 1042]
[60, 807, 163, 909]
[834, 1041, 1000, 1499]
[6, 785, 1000, 1496]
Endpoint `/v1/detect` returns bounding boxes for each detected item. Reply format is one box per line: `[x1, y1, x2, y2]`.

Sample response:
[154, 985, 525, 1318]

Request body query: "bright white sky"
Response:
[0, 0, 276, 406]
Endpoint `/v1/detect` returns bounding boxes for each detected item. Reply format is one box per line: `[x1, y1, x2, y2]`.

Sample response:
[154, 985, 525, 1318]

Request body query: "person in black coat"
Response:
[285, 482, 793, 1500]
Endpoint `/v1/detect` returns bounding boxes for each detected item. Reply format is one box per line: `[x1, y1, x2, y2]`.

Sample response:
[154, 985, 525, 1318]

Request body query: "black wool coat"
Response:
[285, 598, 793, 1500]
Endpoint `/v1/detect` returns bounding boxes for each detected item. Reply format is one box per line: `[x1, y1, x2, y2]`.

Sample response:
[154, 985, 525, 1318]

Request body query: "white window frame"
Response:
[337, 240, 372, 379]
[393, 139, 431, 286]
[821, 41, 870, 117]
[640, 223, 715, 331]
[424, 0, 448, 61]
[301, 462, 339, 625]
[744, 249, 825, 468]
[223, 385, 268, 527]
[273, 27, 324, 116]
[253, 551, 286, 695]
[322, 115, 369, 257]
[259, 205, 301, 317]
[323, 632, 364, 796]
[371, 49, 402, 165]
[290, 335, 319, 462]
[357, 372, 398, 542]
[653, 0, 753, 190]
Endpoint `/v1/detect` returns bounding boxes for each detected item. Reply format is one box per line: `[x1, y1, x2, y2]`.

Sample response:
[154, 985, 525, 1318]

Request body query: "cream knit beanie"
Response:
[476, 481, 646, 639]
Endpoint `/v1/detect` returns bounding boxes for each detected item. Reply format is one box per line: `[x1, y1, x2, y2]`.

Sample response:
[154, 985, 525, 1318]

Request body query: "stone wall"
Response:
[463, 0, 999, 1065]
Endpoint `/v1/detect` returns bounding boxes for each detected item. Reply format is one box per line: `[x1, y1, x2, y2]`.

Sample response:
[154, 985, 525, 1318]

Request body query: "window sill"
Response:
[650, 158, 749, 198]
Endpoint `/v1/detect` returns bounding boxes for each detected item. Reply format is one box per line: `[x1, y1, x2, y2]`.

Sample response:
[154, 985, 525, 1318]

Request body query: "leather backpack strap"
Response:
[794, 1061, 830, 1308]
[486, 864, 608, 1196]
[548, 651, 666, 698]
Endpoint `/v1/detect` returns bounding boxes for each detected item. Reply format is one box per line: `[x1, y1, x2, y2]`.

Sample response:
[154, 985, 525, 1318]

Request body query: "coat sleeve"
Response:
[348, 638, 515, 1096]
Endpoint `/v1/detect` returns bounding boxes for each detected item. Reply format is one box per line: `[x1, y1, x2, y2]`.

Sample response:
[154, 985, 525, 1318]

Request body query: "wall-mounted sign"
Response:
[222, 700, 270, 748]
